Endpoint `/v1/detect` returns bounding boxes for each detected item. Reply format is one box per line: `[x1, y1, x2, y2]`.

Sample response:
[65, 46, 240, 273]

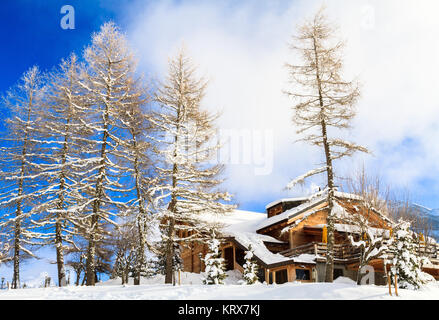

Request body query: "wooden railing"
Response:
[280, 242, 361, 261]
[417, 243, 439, 259]
[280, 241, 439, 262]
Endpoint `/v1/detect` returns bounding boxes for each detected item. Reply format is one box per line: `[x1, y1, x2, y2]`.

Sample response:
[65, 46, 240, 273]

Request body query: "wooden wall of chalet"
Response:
[267, 203, 283, 218]
[264, 264, 315, 284]
[259, 202, 328, 247]
[259, 198, 391, 249]
[180, 240, 242, 274]
[180, 242, 207, 273]
[180, 239, 317, 284]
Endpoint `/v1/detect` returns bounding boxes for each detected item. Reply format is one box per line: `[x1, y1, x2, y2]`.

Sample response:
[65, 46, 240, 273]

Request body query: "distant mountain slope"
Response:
[411, 204, 439, 241]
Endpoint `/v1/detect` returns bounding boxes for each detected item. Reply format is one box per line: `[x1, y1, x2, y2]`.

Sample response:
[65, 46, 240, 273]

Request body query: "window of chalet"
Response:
[275, 269, 288, 284]
[295, 268, 310, 281]
[235, 248, 246, 267]
[257, 267, 265, 283]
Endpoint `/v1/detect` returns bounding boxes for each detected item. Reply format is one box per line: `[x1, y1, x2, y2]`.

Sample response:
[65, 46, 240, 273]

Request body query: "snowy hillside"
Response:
[0, 271, 438, 300]
[411, 204, 439, 240]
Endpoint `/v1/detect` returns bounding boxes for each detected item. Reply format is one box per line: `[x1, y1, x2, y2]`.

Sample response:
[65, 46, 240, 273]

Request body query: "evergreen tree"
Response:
[389, 220, 434, 290]
[202, 231, 227, 285]
[241, 245, 258, 285]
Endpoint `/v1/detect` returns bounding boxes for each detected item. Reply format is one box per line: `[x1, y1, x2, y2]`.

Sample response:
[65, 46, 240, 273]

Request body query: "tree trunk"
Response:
[312, 35, 336, 283]
[12, 218, 21, 289]
[55, 187, 67, 287]
[135, 217, 144, 286]
[164, 218, 176, 284]
[356, 249, 365, 285]
[132, 134, 145, 286]
[86, 214, 98, 286]
[75, 268, 81, 286]
[55, 220, 67, 287]
[165, 158, 178, 284]
[86, 96, 110, 286]
[55, 120, 71, 287]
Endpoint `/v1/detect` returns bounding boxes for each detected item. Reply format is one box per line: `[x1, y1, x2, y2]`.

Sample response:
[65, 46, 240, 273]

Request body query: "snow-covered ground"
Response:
[0, 271, 438, 300]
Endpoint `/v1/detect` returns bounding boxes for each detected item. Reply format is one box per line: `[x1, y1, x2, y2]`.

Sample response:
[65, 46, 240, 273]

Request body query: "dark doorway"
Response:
[275, 269, 288, 284]
[235, 247, 245, 267]
[295, 269, 311, 281]
[224, 247, 234, 271]
[334, 268, 344, 280]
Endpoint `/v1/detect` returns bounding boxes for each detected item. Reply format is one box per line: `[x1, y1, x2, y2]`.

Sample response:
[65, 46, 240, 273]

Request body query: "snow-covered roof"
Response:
[291, 253, 319, 265]
[200, 210, 299, 266]
[257, 192, 328, 231]
[265, 197, 309, 210]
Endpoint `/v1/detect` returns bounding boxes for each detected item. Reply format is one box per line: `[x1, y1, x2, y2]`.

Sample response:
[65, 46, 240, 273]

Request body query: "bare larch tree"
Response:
[31, 54, 92, 287]
[151, 49, 234, 284]
[0, 66, 47, 288]
[115, 78, 158, 285]
[285, 7, 368, 282]
[78, 22, 142, 286]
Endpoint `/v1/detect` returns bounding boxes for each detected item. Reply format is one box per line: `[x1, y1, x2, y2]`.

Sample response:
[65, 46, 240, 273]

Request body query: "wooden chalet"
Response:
[180, 191, 439, 285]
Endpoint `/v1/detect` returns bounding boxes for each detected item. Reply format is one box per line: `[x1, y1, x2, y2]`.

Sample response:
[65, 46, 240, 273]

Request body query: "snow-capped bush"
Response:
[202, 234, 227, 285]
[240, 245, 259, 285]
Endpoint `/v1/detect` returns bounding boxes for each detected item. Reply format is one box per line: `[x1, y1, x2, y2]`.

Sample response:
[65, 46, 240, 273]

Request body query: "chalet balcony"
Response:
[279, 241, 439, 265]
[280, 242, 361, 263]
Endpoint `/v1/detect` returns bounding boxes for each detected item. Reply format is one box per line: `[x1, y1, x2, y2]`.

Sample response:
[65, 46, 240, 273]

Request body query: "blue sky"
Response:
[1, 0, 439, 216]
[0, 1, 126, 92]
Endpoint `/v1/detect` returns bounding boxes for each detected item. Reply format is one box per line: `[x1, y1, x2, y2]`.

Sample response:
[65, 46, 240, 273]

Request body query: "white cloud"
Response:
[124, 0, 439, 209]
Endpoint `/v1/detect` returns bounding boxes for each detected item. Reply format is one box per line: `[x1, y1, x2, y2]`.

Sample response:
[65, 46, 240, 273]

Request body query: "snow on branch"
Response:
[286, 166, 327, 190]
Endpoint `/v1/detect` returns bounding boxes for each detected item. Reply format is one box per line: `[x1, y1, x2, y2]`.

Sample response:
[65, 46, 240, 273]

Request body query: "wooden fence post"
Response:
[387, 271, 392, 296]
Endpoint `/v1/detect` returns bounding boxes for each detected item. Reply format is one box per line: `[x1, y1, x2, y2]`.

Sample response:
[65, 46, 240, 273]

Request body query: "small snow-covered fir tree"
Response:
[389, 220, 434, 290]
[203, 232, 227, 285]
[241, 245, 259, 285]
